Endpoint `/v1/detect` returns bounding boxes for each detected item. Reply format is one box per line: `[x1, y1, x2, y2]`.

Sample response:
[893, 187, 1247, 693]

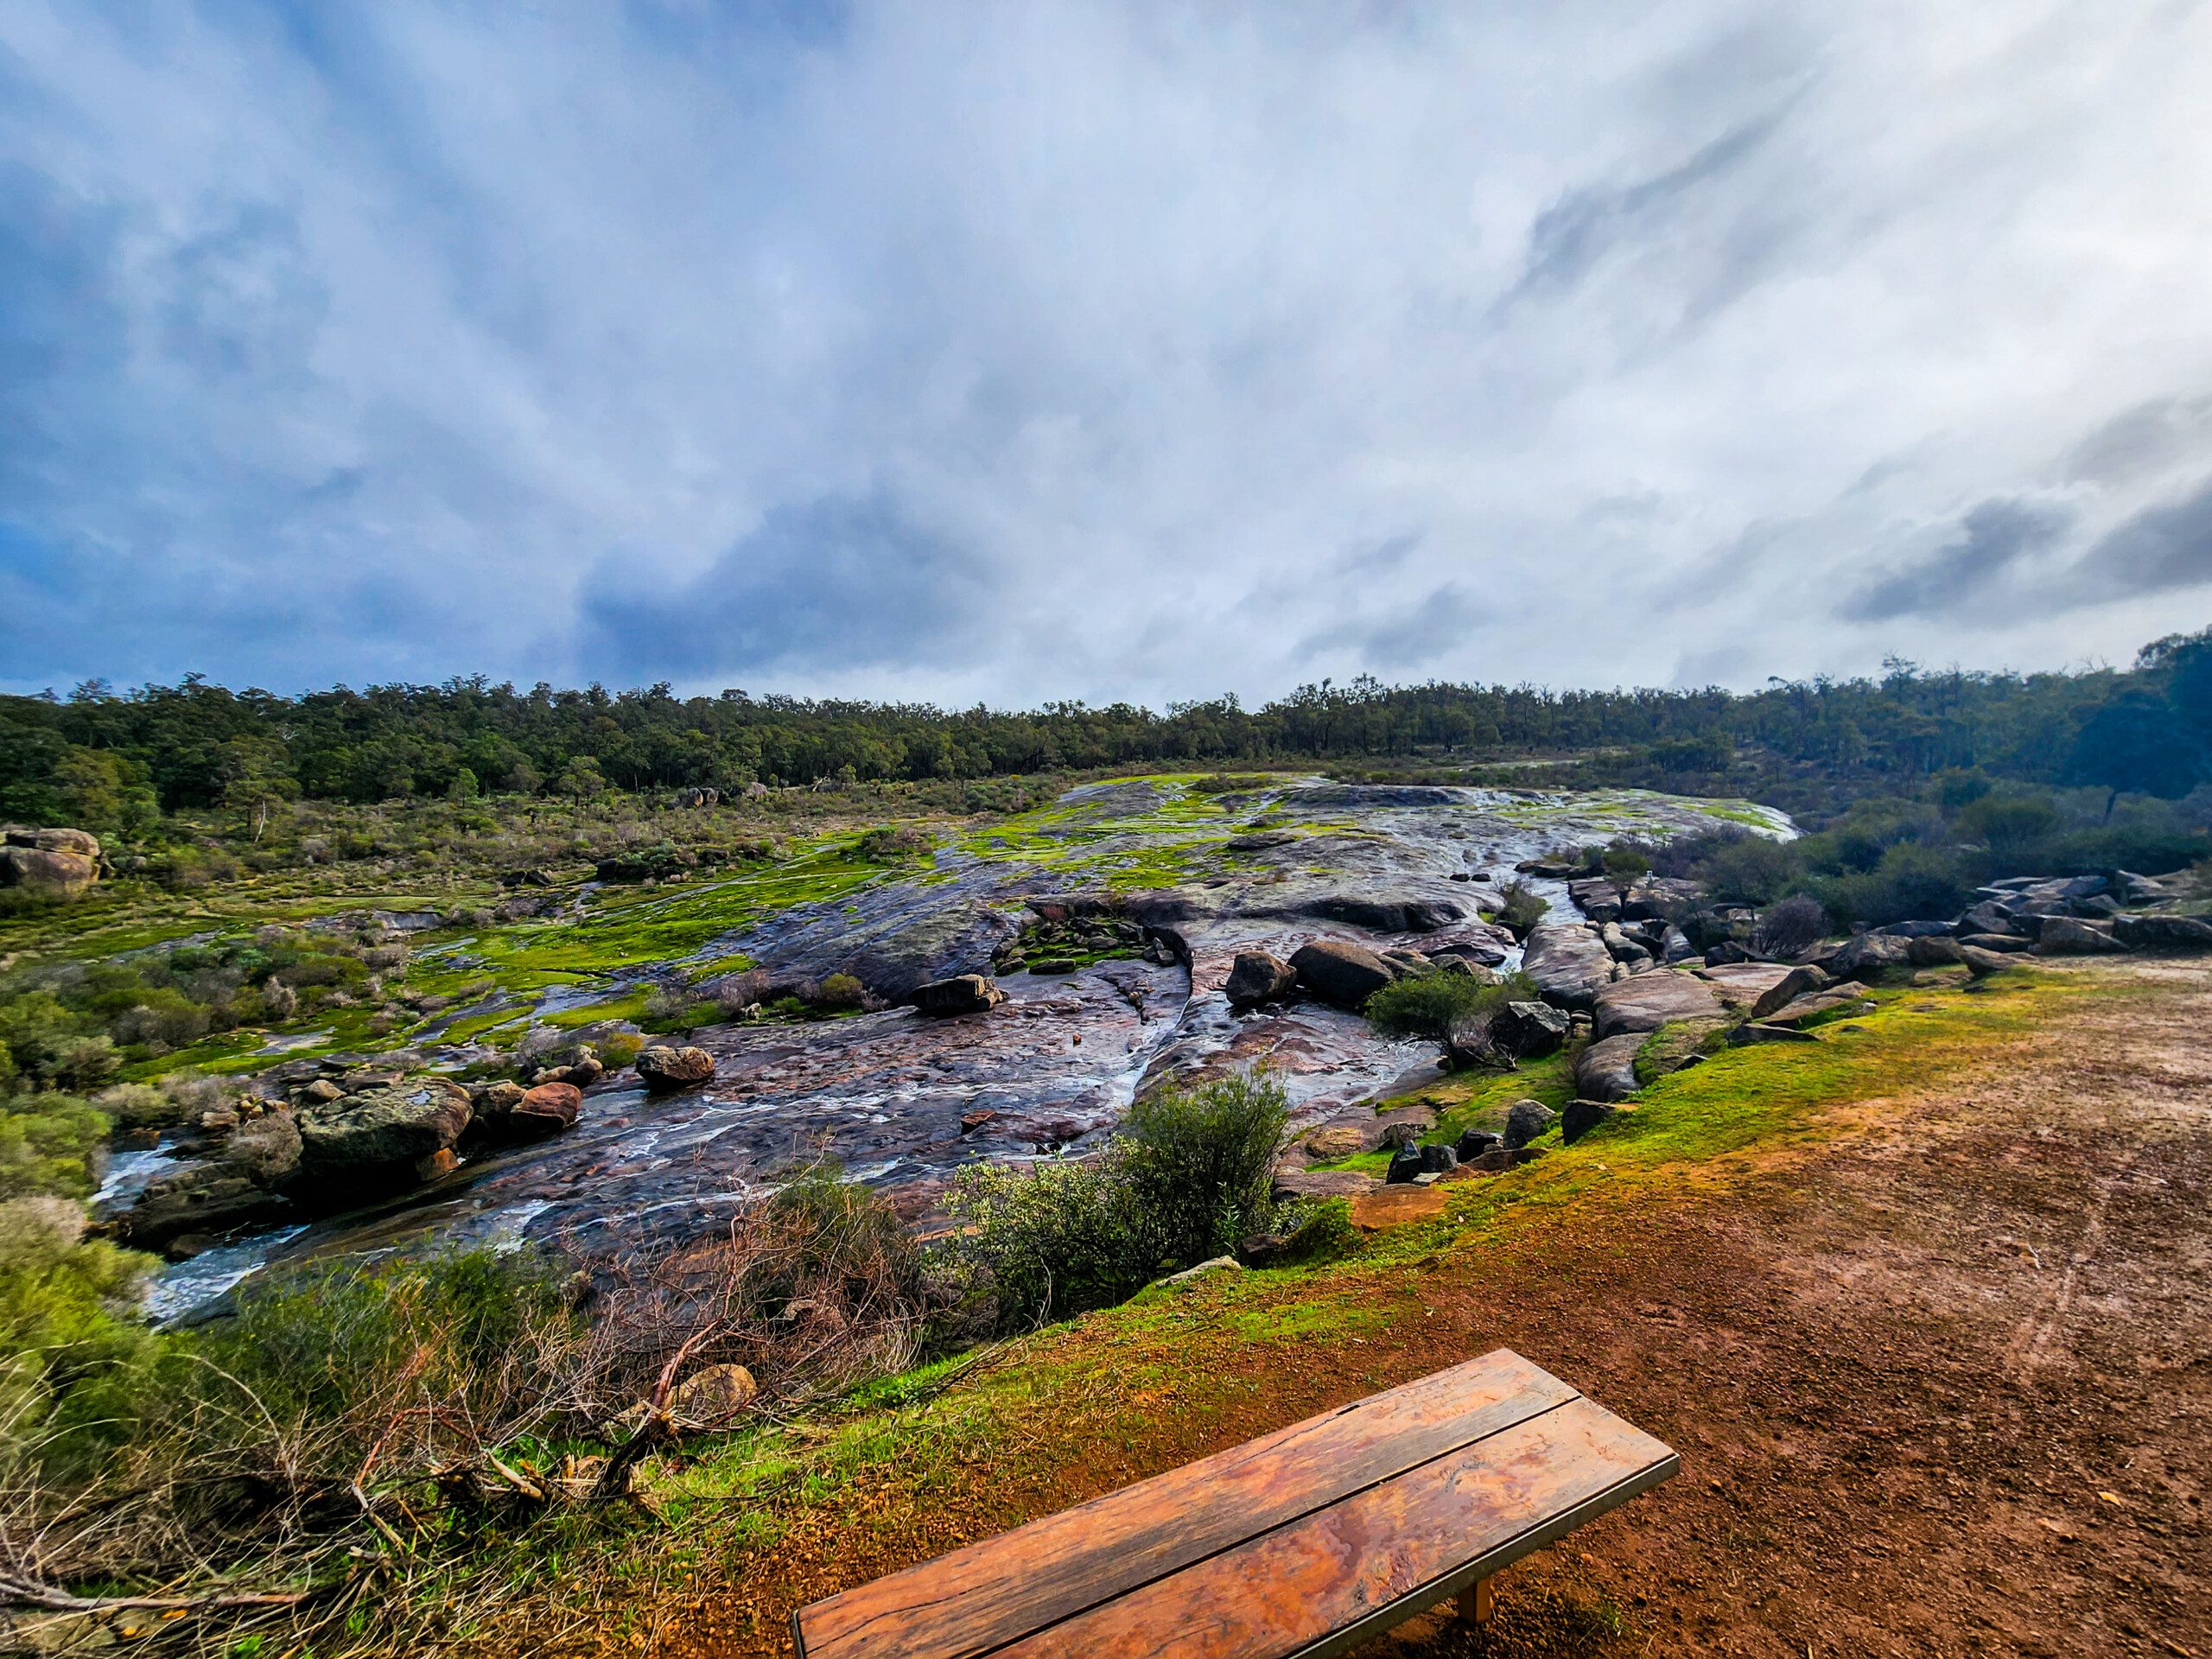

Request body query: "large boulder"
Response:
[115, 1166, 290, 1251]
[1906, 935, 1965, 967]
[1520, 922, 1615, 1012]
[1224, 950, 1298, 1008]
[1960, 944, 2028, 976]
[1300, 894, 1464, 933]
[0, 826, 100, 897]
[635, 1045, 716, 1090]
[2112, 913, 2212, 952]
[1493, 1000, 1569, 1058]
[1748, 965, 1833, 1020]
[1289, 941, 1398, 1008]
[2035, 917, 2124, 956]
[1958, 901, 2026, 938]
[1821, 932, 1913, 982]
[1958, 932, 2034, 954]
[1592, 971, 1724, 1040]
[1760, 988, 1875, 1029]
[1567, 879, 1624, 923]
[1502, 1099, 1559, 1150]
[294, 1078, 473, 1196]
[513, 1082, 584, 1134]
[912, 975, 1008, 1016]
[1573, 1033, 1646, 1103]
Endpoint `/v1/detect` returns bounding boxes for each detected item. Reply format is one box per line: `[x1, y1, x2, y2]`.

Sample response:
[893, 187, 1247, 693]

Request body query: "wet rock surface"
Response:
[152, 779, 1786, 1304]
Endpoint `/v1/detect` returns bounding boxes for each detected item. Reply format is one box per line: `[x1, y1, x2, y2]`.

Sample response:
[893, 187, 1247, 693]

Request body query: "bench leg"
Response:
[1455, 1577, 1494, 1627]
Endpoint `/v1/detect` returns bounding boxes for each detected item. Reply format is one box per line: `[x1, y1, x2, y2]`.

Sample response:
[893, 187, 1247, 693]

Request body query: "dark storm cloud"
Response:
[1508, 104, 1795, 301]
[580, 493, 994, 682]
[2071, 474, 2212, 597]
[1840, 499, 2074, 623]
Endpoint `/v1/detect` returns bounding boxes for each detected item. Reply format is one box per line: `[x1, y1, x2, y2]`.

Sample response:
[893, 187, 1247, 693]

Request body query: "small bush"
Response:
[0, 1094, 110, 1199]
[815, 972, 865, 1010]
[1493, 880, 1548, 936]
[1812, 842, 1975, 928]
[1120, 1073, 1292, 1265]
[1600, 839, 1651, 880]
[1699, 835, 1796, 904]
[1365, 969, 1533, 1040]
[855, 825, 932, 861]
[597, 1030, 645, 1067]
[940, 1156, 1154, 1329]
[1751, 894, 1827, 957]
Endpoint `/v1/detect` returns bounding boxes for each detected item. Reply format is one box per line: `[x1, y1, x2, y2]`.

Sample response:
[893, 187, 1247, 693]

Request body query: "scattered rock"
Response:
[1454, 1129, 1502, 1162]
[1289, 940, 1399, 1008]
[1748, 965, 1834, 1020]
[1493, 1000, 1570, 1058]
[1154, 1255, 1243, 1288]
[671, 1363, 759, 1427]
[2112, 913, 2212, 952]
[513, 1082, 584, 1135]
[635, 1045, 717, 1090]
[1573, 1033, 1646, 1103]
[1728, 1021, 1820, 1046]
[1503, 1098, 1560, 1150]
[1520, 922, 1615, 1012]
[2034, 917, 2123, 956]
[1592, 971, 1724, 1039]
[912, 975, 1008, 1016]
[1224, 950, 1299, 1007]
[295, 1079, 473, 1197]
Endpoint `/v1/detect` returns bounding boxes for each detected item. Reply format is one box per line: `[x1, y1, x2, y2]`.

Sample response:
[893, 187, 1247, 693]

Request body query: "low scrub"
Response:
[942, 1072, 1300, 1330]
[1364, 969, 1537, 1041]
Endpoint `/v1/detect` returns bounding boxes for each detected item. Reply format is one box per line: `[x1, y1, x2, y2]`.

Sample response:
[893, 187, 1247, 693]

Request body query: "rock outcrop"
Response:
[0, 826, 100, 896]
[912, 975, 1008, 1016]
[295, 1078, 474, 1197]
[1573, 1033, 1646, 1103]
[1288, 940, 1398, 1009]
[1224, 950, 1298, 1008]
[1520, 922, 1614, 1011]
[635, 1045, 716, 1090]
[1591, 970, 1724, 1040]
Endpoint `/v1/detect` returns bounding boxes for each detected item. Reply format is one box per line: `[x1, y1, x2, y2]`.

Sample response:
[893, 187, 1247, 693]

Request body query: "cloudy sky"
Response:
[3, 2, 2210, 707]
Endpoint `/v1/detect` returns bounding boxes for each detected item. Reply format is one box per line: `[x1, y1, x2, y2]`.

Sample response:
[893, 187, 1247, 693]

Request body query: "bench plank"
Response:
[988, 1395, 1676, 1659]
[795, 1350, 1576, 1659]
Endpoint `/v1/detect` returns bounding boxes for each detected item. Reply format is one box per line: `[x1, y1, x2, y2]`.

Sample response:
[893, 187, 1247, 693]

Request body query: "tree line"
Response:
[3, 628, 2208, 830]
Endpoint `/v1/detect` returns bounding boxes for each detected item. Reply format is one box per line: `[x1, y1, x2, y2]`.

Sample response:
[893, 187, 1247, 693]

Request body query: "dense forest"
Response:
[3, 627, 2209, 832]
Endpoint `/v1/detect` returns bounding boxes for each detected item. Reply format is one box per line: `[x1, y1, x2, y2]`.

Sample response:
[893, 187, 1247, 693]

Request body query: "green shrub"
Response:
[1364, 969, 1534, 1040]
[941, 1156, 1156, 1328]
[1698, 835, 1796, 904]
[855, 825, 933, 860]
[0, 1198, 162, 1473]
[0, 1094, 110, 1199]
[815, 972, 865, 1010]
[1493, 880, 1548, 936]
[1600, 839, 1651, 880]
[1120, 1073, 1292, 1265]
[1811, 842, 1975, 928]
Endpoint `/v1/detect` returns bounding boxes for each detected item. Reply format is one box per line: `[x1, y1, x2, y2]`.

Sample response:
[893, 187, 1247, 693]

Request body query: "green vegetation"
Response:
[1363, 969, 1538, 1040]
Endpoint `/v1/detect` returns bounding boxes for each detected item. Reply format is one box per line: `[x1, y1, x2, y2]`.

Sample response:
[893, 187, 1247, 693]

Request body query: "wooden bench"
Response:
[791, 1349, 1677, 1659]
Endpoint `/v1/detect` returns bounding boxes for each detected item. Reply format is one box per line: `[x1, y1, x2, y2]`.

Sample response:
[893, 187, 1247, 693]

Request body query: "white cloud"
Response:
[3, 0, 2210, 702]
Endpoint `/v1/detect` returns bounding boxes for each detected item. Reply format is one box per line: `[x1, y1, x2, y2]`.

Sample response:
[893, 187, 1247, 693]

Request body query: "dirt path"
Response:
[1361, 959, 2212, 1658]
[645, 962, 2209, 1659]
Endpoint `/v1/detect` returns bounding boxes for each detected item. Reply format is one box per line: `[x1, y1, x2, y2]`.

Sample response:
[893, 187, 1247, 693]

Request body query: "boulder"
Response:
[1660, 925, 1696, 963]
[912, 975, 1008, 1016]
[1622, 878, 1700, 921]
[1503, 1099, 1559, 1150]
[1958, 932, 2034, 953]
[0, 826, 100, 896]
[1301, 1124, 1366, 1161]
[1959, 944, 2027, 976]
[1702, 940, 1751, 966]
[2035, 917, 2123, 956]
[1437, 956, 1498, 983]
[1823, 932, 1913, 982]
[1377, 949, 1434, 978]
[1761, 988, 1875, 1029]
[294, 1079, 473, 1196]
[1418, 1143, 1459, 1175]
[1493, 1000, 1569, 1058]
[513, 1082, 583, 1135]
[635, 1045, 717, 1090]
[1289, 940, 1398, 1008]
[1567, 879, 1624, 923]
[1385, 1144, 1426, 1185]
[1302, 894, 1464, 932]
[1224, 950, 1298, 1007]
[1520, 922, 1615, 1012]
[117, 1165, 291, 1251]
[1573, 1033, 1646, 1103]
[1592, 971, 1724, 1040]
[2112, 913, 2212, 952]
[1561, 1098, 1628, 1145]
[1454, 1129, 1502, 1162]
[1906, 936, 1965, 967]
[671, 1363, 759, 1428]
[1874, 919, 1956, 938]
[1748, 965, 1834, 1020]
[1958, 901, 2025, 938]
[1597, 923, 1649, 963]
